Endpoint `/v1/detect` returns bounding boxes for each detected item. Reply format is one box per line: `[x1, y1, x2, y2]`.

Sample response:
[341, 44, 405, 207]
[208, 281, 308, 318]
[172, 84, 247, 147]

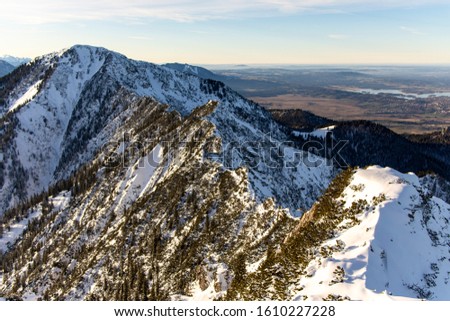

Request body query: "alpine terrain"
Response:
[0, 45, 449, 301]
[0, 55, 31, 68]
[0, 60, 15, 78]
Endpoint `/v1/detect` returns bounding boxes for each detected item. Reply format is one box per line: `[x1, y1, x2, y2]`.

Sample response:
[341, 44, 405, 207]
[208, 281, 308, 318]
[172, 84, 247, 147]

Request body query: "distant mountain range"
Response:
[0, 55, 30, 77]
[0, 60, 15, 77]
[0, 46, 449, 301]
[0, 55, 30, 67]
[163, 63, 223, 81]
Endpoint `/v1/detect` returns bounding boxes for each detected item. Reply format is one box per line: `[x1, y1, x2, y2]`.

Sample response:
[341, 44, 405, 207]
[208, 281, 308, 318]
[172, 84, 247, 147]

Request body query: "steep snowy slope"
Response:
[1, 47, 109, 209]
[0, 99, 295, 300]
[294, 166, 450, 301]
[218, 166, 450, 301]
[0, 45, 332, 214]
[2, 158, 448, 300]
[420, 174, 450, 204]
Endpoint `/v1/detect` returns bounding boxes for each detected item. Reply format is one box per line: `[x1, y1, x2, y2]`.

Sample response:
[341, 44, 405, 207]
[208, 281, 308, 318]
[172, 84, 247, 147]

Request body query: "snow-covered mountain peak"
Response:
[296, 166, 450, 301]
[0, 45, 333, 215]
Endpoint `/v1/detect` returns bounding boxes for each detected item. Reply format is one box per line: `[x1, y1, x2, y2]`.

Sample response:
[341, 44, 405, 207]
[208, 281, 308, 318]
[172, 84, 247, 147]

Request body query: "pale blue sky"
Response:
[1, 0, 449, 64]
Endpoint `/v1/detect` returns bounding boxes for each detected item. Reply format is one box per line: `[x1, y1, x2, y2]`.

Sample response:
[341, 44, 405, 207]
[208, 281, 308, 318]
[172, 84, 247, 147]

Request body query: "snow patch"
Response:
[9, 80, 42, 112]
[0, 191, 71, 254]
[115, 144, 164, 210]
[293, 125, 336, 139]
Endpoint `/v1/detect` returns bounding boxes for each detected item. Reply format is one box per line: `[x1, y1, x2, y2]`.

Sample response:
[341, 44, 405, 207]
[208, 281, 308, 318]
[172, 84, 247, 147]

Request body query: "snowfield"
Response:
[115, 144, 164, 211]
[9, 80, 42, 112]
[296, 166, 450, 301]
[293, 125, 336, 139]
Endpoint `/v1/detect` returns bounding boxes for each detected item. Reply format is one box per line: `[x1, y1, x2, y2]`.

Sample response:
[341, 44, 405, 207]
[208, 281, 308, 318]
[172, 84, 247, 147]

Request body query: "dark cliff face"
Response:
[330, 121, 450, 180]
[269, 109, 333, 131]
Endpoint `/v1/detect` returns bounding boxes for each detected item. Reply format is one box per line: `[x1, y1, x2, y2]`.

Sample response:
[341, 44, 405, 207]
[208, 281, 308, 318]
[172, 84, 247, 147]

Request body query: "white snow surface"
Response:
[0, 191, 71, 254]
[295, 166, 450, 301]
[9, 80, 42, 112]
[115, 144, 164, 211]
[293, 126, 336, 139]
[2, 46, 107, 210]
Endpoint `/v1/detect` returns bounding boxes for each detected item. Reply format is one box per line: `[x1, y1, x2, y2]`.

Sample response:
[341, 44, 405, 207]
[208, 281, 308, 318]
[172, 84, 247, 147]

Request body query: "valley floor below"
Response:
[253, 94, 450, 134]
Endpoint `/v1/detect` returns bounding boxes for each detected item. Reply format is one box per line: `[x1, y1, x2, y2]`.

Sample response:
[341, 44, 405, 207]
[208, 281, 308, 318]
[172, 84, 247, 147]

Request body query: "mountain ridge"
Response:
[1, 45, 449, 301]
[163, 63, 223, 81]
[0, 44, 333, 215]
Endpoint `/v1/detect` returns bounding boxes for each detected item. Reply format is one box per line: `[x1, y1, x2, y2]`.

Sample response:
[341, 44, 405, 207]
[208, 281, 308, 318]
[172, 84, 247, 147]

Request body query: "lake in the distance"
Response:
[345, 88, 450, 100]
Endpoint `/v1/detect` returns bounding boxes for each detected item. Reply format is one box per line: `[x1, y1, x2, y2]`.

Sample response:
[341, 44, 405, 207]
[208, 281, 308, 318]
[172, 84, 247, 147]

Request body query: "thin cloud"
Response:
[328, 34, 349, 40]
[188, 30, 213, 35]
[400, 26, 427, 36]
[129, 36, 153, 40]
[0, 1, 448, 24]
